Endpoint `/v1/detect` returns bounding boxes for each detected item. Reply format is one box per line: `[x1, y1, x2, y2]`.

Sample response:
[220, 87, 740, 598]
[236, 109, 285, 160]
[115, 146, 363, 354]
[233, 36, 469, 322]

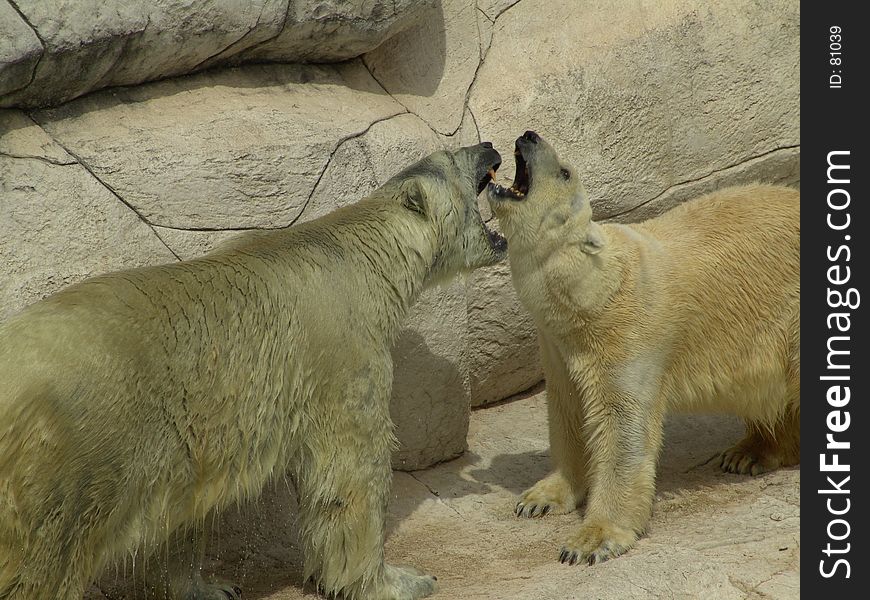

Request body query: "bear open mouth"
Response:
[479, 164, 498, 195]
[488, 146, 530, 201]
[478, 162, 508, 252]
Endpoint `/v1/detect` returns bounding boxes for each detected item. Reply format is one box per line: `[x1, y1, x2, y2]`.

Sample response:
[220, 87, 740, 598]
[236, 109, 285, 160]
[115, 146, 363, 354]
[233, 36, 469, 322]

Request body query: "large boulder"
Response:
[467, 262, 541, 407]
[0, 0, 432, 109]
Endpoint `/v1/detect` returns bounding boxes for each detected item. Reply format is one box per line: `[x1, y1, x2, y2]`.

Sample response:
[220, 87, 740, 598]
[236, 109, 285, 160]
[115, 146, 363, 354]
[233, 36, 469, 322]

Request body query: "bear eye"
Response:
[560, 168, 571, 180]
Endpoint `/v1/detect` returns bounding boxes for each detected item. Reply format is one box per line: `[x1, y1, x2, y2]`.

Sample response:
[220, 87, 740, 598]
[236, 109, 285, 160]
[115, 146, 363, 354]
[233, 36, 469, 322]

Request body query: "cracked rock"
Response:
[0, 115, 176, 319]
[240, 0, 432, 64]
[0, 109, 74, 164]
[469, 0, 800, 220]
[149, 227, 244, 262]
[612, 146, 800, 223]
[32, 61, 406, 230]
[477, 0, 522, 22]
[0, 1, 43, 98]
[364, 0, 482, 135]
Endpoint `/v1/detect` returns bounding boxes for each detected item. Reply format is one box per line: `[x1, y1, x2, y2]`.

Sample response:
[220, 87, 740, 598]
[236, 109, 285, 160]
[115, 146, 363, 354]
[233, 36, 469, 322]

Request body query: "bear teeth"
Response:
[489, 182, 524, 200]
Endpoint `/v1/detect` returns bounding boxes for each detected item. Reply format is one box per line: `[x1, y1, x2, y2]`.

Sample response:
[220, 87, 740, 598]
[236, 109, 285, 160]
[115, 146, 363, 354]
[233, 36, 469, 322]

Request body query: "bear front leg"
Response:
[144, 526, 242, 600]
[560, 387, 665, 565]
[296, 460, 436, 600]
[294, 393, 436, 600]
[517, 335, 588, 518]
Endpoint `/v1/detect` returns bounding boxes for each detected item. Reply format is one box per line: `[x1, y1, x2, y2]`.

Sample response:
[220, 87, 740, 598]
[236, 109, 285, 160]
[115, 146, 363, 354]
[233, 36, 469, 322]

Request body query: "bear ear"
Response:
[582, 221, 605, 255]
[401, 179, 428, 217]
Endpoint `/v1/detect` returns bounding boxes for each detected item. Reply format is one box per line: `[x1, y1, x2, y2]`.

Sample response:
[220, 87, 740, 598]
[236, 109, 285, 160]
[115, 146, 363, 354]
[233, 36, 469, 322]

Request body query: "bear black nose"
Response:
[522, 130, 540, 144]
[480, 141, 493, 148]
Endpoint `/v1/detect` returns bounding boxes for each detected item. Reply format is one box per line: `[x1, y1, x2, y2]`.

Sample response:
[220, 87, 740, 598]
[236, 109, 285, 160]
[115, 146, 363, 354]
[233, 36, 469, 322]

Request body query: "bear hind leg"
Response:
[721, 406, 800, 476]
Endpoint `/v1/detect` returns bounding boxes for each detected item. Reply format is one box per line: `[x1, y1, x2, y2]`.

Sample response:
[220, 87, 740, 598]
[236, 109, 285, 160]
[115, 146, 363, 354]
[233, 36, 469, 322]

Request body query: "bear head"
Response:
[390, 142, 508, 284]
[487, 131, 604, 258]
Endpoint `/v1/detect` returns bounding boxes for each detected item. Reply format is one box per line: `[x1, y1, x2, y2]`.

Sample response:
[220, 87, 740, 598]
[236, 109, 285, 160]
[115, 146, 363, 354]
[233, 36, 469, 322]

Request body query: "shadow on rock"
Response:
[32, 59, 401, 125]
[466, 449, 551, 496]
[363, 0, 449, 99]
[465, 413, 756, 505]
[656, 413, 749, 496]
[391, 327, 469, 471]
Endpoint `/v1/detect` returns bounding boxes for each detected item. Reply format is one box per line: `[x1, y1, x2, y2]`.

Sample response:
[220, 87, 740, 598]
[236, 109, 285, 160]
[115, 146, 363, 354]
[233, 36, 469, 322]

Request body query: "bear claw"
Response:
[516, 472, 579, 518]
[558, 521, 636, 566]
[516, 501, 552, 518]
[720, 448, 771, 476]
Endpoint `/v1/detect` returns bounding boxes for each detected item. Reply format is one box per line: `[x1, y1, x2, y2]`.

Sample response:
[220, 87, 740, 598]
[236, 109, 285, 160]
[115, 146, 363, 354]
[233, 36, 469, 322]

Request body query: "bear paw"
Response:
[515, 472, 580, 518]
[720, 442, 782, 476]
[379, 564, 437, 600]
[559, 521, 637, 565]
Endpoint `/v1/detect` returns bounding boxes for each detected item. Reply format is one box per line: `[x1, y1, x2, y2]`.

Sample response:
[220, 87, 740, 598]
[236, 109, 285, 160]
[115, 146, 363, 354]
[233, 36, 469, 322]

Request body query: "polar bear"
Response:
[488, 130, 799, 565]
[0, 143, 505, 600]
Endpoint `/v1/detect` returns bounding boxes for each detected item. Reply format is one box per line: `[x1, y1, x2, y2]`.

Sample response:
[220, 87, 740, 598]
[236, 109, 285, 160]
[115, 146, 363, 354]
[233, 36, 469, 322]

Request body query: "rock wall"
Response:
[0, 0, 799, 469]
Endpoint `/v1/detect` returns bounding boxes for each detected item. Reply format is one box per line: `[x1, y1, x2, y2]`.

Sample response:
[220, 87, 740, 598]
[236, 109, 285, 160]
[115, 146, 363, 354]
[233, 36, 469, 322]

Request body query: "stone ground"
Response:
[91, 387, 800, 600]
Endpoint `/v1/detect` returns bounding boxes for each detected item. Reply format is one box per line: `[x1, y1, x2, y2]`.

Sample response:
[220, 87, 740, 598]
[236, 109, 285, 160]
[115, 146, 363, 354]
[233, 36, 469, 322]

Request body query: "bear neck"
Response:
[509, 223, 626, 326]
[327, 196, 440, 338]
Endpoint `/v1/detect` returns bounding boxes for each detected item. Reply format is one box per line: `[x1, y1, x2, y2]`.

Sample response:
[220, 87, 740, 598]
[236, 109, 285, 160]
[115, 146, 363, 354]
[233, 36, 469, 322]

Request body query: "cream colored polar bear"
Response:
[488, 131, 799, 565]
[0, 143, 506, 599]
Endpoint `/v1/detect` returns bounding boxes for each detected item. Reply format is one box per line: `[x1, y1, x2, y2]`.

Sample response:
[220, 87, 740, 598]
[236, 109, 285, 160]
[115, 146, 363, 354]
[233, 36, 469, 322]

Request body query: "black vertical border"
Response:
[802, 1, 867, 595]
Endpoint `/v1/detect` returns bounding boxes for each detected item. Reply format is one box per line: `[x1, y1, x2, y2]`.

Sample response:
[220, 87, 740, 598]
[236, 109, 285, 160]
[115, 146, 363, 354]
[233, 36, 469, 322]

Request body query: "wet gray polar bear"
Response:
[0, 143, 505, 600]
[489, 131, 799, 566]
